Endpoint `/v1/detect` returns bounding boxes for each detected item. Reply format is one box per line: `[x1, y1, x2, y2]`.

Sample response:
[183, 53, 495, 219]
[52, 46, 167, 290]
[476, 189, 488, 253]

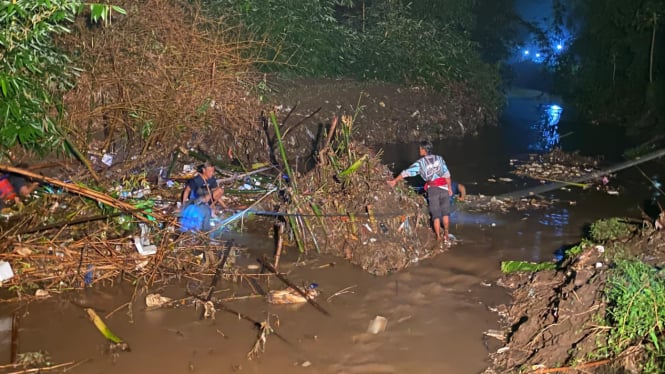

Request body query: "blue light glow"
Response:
[528, 104, 564, 152]
[556, 44, 563, 50]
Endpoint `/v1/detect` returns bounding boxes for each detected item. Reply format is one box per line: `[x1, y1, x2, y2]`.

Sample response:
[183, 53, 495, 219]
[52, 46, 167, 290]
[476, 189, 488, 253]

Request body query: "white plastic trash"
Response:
[0, 261, 14, 281]
[367, 315, 388, 334]
[101, 153, 113, 166]
[133, 236, 157, 256]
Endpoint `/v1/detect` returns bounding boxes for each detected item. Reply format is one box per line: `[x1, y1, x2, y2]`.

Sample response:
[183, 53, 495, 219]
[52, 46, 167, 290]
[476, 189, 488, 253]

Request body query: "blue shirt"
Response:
[400, 154, 451, 182]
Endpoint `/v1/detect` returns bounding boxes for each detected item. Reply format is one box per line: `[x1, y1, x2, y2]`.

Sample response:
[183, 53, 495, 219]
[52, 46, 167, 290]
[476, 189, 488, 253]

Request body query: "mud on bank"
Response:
[485, 217, 665, 373]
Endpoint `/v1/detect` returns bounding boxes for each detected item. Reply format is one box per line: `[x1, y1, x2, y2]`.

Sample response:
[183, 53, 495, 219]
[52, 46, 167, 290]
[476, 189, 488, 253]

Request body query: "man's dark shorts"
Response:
[427, 186, 451, 220]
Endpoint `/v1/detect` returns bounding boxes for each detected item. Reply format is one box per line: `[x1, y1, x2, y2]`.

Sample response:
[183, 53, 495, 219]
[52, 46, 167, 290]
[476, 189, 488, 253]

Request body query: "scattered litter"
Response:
[301, 361, 312, 368]
[367, 315, 388, 334]
[480, 281, 492, 287]
[203, 300, 216, 319]
[484, 329, 506, 342]
[247, 264, 260, 270]
[0, 261, 14, 281]
[595, 245, 605, 253]
[101, 153, 114, 166]
[35, 289, 50, 298]
[14, 247, 32, 256]
[607, 190, 619, 195]
[267, 286, 319, 304]
[133, 236, 157, 256]
[498, 177, 513, 182]
[146, 293, 172, 308]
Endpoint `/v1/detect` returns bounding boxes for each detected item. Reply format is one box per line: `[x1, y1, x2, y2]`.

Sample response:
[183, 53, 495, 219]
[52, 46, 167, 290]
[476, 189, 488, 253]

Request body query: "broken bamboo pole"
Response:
[10, 312, 19, 364]
[274, 222, 284, 270]
[495, 147, 665, 200]
[216, 165, 273, 184]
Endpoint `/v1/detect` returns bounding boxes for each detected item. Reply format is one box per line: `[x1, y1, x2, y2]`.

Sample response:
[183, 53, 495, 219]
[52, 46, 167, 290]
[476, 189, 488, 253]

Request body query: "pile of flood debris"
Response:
[266, 115, 439, 276]
[0, 158, 280, 299]
[509, 148, 613, 192]
[0, 119, 440, 297]
[484, 216, 665, 374]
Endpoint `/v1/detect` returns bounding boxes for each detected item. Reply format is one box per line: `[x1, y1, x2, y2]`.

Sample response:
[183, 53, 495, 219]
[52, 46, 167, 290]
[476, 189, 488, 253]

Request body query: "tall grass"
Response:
[605, 259, 665, 373]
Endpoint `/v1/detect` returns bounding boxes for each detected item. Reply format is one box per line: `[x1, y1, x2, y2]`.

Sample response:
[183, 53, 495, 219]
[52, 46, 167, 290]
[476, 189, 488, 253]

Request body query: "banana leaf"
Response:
[501, 260, 556, 274]
[337, 154, 368, 179]
[86, 308, 130, 351]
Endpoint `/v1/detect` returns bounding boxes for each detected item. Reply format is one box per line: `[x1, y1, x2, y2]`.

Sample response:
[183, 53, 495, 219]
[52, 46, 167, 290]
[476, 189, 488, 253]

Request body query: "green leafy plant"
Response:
[589, 218, 634, 242]
[0, 1, 125, 152]
[605, 259, 665, 373]
[500, 260, 556, 274]
[207, 0, 503, 116]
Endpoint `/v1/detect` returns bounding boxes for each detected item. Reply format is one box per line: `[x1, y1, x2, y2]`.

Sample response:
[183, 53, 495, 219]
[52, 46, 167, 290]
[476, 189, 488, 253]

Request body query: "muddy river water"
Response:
[0, 98, 658, 373]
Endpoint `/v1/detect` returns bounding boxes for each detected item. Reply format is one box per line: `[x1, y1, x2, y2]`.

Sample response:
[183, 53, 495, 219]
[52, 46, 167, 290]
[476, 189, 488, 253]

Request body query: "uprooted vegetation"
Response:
[486, 216, 665, 373]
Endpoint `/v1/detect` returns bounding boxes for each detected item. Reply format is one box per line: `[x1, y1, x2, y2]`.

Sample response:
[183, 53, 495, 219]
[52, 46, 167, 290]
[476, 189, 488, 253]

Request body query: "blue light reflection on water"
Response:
[528, 103, 563, 152]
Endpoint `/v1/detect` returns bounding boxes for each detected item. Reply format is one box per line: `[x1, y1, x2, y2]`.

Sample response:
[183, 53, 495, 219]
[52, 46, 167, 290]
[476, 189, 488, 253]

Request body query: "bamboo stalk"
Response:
[64, 137, 100, 183]
[270, 112, 297, 190]
[274, 222, 284, 270]
[10, 312, 19, 364]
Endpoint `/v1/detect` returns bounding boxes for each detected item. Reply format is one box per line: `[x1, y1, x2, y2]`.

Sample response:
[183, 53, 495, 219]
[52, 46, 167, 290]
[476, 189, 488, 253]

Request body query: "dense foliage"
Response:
[2, 0, 521, 154]
[204, 0, 509, 112]
[0, 1, 123, 152]
[554, 0, 664, 134]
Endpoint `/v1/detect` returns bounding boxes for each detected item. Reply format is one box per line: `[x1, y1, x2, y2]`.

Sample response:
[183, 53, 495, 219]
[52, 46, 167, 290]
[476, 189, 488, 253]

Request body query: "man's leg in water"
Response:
[432, 217, 442, 241]
[428, 188, 446, 241]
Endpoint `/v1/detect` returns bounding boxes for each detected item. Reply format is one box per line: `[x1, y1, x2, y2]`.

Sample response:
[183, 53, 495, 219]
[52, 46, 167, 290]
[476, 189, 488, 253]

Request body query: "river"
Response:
[0, 96, 659, 373]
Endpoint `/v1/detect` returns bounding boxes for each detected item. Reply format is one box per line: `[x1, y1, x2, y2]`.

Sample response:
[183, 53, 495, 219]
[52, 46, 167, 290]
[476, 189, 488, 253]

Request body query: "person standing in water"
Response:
[388, 140, 453, 246]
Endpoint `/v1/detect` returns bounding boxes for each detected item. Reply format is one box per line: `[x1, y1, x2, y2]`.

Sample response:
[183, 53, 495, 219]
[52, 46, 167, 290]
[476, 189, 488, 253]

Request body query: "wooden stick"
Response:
[530, 358, 611, 373]
[10, 312, 19, 364]
[7, 360, 78, 374]
[274, 222, 284, 270]
[200, 240, 234, 320]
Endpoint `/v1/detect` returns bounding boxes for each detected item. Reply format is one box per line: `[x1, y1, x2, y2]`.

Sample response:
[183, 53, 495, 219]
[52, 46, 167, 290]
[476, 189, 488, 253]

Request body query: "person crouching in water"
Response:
[181, 161, 227, 211]
[179, 187, 213, 233]
[0, 165, 40, 208]
[388, 140, 453, 246]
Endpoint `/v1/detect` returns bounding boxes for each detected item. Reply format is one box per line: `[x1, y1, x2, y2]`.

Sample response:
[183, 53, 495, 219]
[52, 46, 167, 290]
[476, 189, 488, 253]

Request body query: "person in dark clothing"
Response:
[181, 161, 227, 210]
[0, 167, 39, 206]
[451, 181, 467, 201]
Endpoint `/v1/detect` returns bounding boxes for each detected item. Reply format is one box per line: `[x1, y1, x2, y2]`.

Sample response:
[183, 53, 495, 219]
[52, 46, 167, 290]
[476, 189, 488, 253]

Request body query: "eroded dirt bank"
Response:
[484, 218, 665, 374]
